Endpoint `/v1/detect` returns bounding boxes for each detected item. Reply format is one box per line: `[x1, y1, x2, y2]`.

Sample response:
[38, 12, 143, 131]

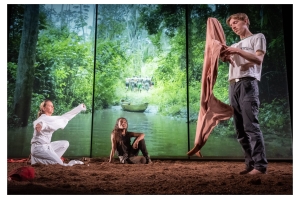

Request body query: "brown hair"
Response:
[226, 13, 250, 27]
[37, 99, 52, 118]
[111, 117, 128, 145]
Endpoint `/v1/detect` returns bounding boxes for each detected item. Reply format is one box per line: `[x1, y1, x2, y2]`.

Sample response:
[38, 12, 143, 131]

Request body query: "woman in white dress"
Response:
[30, 99, 86, 166]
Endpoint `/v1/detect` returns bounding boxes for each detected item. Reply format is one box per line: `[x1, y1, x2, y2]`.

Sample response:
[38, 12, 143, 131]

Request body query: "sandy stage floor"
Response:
[7, 157, 293, 195]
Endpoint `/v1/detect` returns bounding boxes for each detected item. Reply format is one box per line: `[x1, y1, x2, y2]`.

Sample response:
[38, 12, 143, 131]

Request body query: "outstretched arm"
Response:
[61, 103, 86, 121]
[33, 104, 86, 133]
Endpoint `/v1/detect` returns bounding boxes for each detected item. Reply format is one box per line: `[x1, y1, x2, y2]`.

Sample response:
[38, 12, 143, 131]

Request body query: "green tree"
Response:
[13, 5, 39, 127]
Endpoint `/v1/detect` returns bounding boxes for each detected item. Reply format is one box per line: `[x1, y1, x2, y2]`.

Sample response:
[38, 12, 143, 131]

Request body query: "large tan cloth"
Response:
[187, 18, 234, 157]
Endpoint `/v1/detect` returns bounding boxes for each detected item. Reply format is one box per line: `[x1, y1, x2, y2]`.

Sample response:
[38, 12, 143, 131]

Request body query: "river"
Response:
[7, 106, 292, 160]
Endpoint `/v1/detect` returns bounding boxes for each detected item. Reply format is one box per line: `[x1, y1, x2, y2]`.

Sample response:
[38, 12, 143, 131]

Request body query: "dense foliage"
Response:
[7, 4, 292, 138]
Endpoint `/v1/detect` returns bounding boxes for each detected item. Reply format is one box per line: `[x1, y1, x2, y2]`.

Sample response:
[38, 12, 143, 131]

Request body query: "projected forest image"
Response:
[7, 4, 292, 159]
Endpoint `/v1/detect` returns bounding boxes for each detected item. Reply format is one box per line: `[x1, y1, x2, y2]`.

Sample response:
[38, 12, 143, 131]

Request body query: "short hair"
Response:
[226, 13, 250, 27]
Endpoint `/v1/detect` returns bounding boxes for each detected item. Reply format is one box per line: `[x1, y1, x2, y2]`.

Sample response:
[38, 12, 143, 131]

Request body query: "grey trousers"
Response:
[229, 78, 268, 173]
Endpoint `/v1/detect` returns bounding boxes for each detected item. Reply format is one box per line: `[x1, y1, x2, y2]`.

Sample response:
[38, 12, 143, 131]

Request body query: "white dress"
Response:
[30, 104, 86, 166]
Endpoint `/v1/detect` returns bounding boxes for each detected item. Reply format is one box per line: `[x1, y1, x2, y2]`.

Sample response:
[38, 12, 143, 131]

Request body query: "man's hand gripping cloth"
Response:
[187, 18, 234, 157]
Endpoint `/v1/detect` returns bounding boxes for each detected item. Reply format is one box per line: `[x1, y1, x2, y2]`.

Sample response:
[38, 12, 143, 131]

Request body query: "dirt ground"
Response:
[7, 157, 293, 195]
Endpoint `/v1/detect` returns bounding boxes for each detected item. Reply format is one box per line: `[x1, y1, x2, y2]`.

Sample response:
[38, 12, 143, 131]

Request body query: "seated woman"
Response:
[30, 99, 86, 166]
[109, 117, 152, 164]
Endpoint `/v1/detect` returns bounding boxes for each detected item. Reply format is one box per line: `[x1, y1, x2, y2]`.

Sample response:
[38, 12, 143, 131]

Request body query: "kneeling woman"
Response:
[109, 117, 152, 164]
[30, 99, 86, 166]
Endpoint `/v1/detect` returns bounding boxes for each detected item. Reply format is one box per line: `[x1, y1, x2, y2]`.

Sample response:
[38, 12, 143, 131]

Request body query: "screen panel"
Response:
[7, 4, 292, 160]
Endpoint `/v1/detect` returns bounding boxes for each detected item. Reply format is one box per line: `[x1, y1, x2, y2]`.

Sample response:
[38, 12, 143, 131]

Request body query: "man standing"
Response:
[221, 13, 268, 175]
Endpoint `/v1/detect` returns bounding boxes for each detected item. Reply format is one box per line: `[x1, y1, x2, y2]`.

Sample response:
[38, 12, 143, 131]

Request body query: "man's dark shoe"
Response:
[239, 168, 253, 175]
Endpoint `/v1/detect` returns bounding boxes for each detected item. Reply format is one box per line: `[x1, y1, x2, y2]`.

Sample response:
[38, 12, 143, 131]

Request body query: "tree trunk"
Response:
[60, 4, 64, 30]
[90, 4, 96, 41]
[13, 4, 39, 127]
[79, 5, 86, 41]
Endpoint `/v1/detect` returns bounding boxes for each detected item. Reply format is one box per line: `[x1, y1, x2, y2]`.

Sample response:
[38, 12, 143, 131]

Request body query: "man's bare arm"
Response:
[222, 45, 265, 66]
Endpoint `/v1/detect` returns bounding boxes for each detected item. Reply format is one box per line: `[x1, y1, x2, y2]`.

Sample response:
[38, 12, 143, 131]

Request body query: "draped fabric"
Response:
[187, 18, 234, 157]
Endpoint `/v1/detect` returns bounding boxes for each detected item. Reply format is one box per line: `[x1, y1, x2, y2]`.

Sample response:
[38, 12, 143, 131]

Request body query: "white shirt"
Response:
[31, 104, 86, 144]
[228, 33, 266, 81]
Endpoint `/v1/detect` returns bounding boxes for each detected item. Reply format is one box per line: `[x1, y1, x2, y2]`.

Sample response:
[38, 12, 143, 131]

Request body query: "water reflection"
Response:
[91, 106, 189, 157]
[7, 106, 292, 159]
